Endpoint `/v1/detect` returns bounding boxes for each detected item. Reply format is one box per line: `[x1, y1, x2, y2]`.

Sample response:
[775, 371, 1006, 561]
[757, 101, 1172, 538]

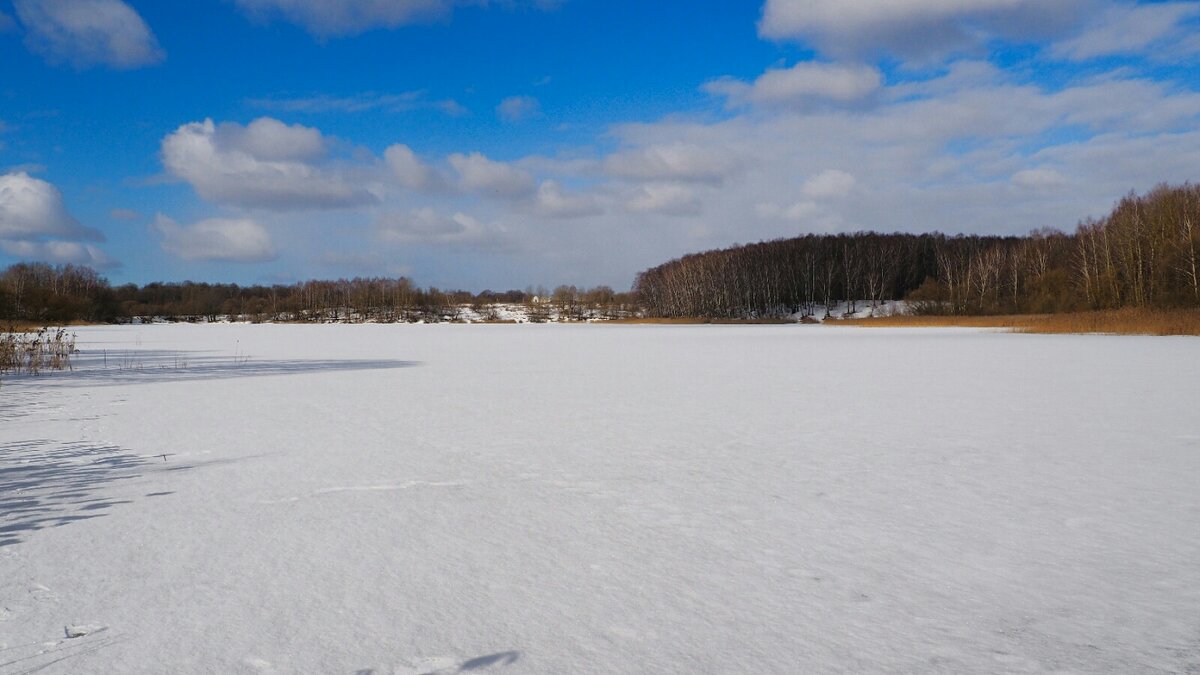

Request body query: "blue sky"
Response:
[1, 0, 1198, 290]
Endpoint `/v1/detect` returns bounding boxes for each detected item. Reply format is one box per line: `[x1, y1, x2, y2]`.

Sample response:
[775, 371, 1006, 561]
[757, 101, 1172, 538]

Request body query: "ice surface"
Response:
[1, 323, 1198, 673]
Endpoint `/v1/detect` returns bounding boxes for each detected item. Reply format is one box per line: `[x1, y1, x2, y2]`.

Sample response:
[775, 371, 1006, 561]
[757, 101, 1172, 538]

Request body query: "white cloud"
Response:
[497, 95, 543, 122]
[0, 172, 102, 241]
[706, 62, 882, 107]
[1051, 2, 1200, 61]
[376, 207, 498, 246]
[755, 201, 820, 222]
[215, 117, 326, 162]
[249, 91, 466, 116]
[384, 144, 443, 191]
[758, 0, 1090, 60]
[625, 184, 702, 216]
[153, 214, 278, 262]
[161, 118, 378, 210]
[2, 163, 48, 176]
[563, 64, 1200, 277]
[532, 180, 601, 218]
[313, 250, 385, 270]
[1012, 168, 1069, 192]
[0, 240, 118, 269]
[0, 172, 115, 269]
[449, 152, 535, 198]
[234, 0, 452, 36]
[603, 143, 738, 185]
[802, 169, 856, 199]
[109, 208, 140, 220]
[13, 0, 164, 69]
[234, 0, 559, 37]
[754, 198, 850, 233]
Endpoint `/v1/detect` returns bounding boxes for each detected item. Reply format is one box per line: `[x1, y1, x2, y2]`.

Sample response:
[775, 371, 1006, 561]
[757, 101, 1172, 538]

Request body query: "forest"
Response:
[2, 183, 1197, 324]
[635, 183, 1199, 318]
[0, 264, 635, 324]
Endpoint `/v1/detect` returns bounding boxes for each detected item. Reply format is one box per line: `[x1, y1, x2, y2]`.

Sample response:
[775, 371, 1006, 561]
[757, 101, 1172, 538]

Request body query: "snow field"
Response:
[1, 323, 1198, 673]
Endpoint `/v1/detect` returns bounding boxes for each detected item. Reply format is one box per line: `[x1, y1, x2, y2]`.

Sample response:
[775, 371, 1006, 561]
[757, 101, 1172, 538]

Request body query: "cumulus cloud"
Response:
[532, 180, 601, 218]
[376, 207, 496, 246]
[632, 70, 1200, 244]
[1051, 2, 1200, 61]
[624, 183, 702, 216]
[497, 95, 543, 122]
[0, 240, 118, 269]
[449, 152, 535, 198]
[161, 118, 378, 210]
[706, 62, 882, 107]
[153, 214, 278, 262]
[802, 170, 857, 199]
[758, 0, 1089, 60]
[13, 0, 164, 69]
[0, 172, 103, 241]
[384, 144, 444, 191]
[216, 117, 326, 162]
[603, 143, 738, 185]
[0, 172, 114, 268]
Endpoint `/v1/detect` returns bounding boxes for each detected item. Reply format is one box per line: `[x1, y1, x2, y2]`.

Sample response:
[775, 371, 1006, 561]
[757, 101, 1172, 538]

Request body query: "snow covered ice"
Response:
[1, 323, 1198, 673]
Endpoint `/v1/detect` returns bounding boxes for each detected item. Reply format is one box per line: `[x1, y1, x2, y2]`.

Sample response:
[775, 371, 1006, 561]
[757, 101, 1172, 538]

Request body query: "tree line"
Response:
[635, 183, 1200, 318]
[0, 267, 636, 323]
[3, 183, 1196, 324]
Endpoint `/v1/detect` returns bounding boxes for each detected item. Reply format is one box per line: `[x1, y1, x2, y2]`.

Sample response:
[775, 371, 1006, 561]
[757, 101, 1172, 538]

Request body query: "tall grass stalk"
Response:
[0, 327, 78, 387]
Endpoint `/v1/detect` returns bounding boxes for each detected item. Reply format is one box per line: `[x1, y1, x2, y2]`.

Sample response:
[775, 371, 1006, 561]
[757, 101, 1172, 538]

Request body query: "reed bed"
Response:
[1, 327, 78, 381]
[836, 308, 1200, 336]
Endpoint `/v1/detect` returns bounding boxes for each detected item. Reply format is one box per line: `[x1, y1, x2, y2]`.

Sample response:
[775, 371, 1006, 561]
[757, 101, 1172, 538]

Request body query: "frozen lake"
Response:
[2, 324, 1198, 673]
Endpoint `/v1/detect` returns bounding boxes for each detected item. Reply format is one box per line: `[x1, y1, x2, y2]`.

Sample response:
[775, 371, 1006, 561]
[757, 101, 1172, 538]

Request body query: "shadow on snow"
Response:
[354, 651, 521, 675]
[3, 354, 419, 388]
[0, 438, 227, 548]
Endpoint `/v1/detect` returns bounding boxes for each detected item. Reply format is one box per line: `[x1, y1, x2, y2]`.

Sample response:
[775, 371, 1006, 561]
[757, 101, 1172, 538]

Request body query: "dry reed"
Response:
[1, 327, 78, 382]
[836, 308, 1200, 336]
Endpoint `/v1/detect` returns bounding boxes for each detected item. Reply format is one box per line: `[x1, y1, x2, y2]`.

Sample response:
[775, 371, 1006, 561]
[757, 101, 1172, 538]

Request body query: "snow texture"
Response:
[1, 323, 1198, 673]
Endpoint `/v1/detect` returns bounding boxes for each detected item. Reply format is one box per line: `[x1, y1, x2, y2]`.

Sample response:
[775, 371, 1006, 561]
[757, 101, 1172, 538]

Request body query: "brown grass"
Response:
[606, 317, 796, 325]
[3, 320, 95, 332]
[836, 308, 1200, 336]
[1, 327, 78, 378]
